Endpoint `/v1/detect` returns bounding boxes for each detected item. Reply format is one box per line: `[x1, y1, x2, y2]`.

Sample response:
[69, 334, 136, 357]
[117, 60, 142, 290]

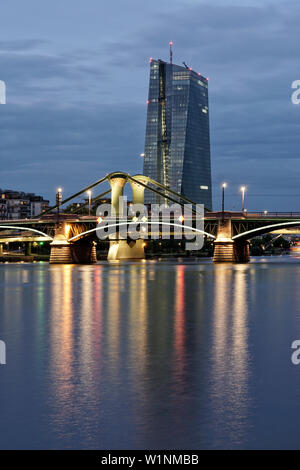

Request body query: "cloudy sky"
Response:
[0, 0, 300, 210]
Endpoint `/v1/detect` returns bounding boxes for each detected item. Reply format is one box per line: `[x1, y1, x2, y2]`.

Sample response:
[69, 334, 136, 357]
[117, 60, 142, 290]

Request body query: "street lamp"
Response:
[222, 183, 227, 218]
[56, 188, 62, 218]
[240, 186, 246, 212]
[87, 190, 92, 215]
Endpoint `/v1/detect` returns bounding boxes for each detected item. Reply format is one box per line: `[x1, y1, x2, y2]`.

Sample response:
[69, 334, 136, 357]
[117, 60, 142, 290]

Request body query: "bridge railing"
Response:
[245, 212, 300, 218]
[205, 211, 300, 219]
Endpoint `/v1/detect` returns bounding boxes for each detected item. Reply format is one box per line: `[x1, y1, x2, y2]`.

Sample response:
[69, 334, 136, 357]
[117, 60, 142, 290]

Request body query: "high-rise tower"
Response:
[143, 56, 212, 209]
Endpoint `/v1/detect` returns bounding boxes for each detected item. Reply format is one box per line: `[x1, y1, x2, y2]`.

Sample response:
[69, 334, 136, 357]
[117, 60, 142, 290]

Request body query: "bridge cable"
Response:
[67, 189, 111, 215]
[147, 177, 210, 211]
[36, 174, 112, 218]
[128, 175, 205, 219]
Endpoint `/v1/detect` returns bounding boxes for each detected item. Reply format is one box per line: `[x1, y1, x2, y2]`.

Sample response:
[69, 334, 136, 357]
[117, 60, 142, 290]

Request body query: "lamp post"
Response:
[87, 190, 92, 215]
[240, 186, 246, 212]
[56, 187, 62, 219]
[222, 183, 227, 219]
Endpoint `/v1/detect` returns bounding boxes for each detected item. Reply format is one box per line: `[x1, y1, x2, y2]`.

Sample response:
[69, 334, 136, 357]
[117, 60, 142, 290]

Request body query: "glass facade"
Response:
[143, 59, 212, 210]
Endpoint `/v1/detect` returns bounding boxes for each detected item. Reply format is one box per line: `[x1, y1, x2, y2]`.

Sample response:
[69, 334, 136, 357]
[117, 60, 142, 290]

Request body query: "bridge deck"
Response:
[1, 212, 300, 243]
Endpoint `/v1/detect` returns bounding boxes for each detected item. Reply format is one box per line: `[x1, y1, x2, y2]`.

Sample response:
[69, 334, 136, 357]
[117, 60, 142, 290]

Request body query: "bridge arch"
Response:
[68, 221, 216, 243]
[232, 220, 300, 241]
[0, 226, 53, 241]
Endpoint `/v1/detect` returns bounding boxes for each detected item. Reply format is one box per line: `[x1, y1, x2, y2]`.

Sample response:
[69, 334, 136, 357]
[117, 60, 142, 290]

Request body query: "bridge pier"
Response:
[234, 239, 250, 263]
[108, 173, 127, 216]
[129, 175, 149, 205]
[71, 241, 97, 264]
[108, 239, 145, 260]
[213, 219, 250, 263]
[50, 231, 73, 264]
[25, 242, 32, 256]
[50, 222, 97, 264]
[50, 237, 97, 264]
[107, 174, 148, 261]
[213, 239, 235, 262]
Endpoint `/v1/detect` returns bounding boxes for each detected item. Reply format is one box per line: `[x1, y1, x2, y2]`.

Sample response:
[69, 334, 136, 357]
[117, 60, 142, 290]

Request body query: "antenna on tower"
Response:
[169, 41, 173, 64]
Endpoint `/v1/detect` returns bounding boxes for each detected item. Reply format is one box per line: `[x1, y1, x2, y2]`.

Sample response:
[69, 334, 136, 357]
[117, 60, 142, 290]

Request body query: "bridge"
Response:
[1, 171, 300, 263]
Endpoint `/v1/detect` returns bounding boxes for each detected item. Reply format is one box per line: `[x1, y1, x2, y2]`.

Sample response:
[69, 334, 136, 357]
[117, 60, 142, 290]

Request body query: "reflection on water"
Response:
[1, 258, 300, 449]
[209, 265, 251, 448]
[174, 265, 186, 388]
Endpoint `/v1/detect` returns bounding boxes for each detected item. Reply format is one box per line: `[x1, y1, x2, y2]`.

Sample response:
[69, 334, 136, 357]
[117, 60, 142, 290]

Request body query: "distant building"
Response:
[143, 58, 212, 209]
[66, 198, 111, 214]
[0, 190, 49, 219]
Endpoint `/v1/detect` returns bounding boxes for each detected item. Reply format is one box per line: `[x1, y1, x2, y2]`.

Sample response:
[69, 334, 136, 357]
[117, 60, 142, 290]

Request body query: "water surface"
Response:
[0, 257, 300, 449]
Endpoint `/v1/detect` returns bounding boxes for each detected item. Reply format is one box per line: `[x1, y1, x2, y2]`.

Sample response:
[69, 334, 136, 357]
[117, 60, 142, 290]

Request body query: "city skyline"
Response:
[0, 1, 300, 212]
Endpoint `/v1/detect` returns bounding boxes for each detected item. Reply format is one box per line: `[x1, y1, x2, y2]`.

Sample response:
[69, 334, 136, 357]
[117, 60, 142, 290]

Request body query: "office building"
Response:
[143, 58, 212, 209]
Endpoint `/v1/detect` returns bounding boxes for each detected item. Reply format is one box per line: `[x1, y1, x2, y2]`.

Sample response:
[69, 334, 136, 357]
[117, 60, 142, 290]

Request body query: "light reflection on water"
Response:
[1, 258, 300, 449]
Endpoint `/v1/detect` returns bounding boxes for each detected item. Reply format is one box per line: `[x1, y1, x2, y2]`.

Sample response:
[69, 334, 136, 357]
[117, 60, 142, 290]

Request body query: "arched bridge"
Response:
[1, 171, 300, 263]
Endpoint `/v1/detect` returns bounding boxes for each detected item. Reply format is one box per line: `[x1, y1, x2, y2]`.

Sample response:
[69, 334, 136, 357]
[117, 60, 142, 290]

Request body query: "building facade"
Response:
[143, 59, 212, 209]
[0, 190, 49, 219]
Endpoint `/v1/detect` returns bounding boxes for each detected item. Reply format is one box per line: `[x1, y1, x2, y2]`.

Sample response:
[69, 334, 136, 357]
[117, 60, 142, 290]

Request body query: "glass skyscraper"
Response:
[143, 59, 212, 210]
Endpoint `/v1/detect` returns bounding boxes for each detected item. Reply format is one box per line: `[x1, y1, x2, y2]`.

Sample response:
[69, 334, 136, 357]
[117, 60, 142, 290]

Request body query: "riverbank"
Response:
[0, 254, 49, 262]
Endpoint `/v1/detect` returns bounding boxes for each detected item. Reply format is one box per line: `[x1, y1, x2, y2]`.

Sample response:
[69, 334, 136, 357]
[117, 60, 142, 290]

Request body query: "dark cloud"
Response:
[0, 102, 146, 199]
[0, 39, 48, 52]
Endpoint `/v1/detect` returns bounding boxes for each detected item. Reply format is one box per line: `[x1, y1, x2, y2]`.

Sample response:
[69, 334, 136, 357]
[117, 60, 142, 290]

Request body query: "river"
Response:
[0, 256, 300, 449]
